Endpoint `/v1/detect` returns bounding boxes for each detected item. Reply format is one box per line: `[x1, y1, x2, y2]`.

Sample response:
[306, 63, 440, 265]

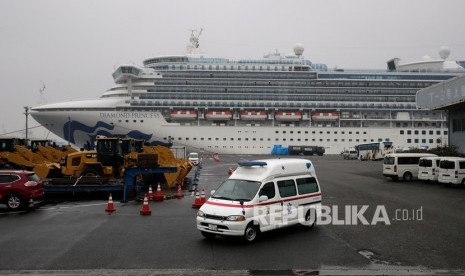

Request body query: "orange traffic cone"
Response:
[105, 193, 116, 214]
[192, 190, 203, 209]
[177, 184, 184, 199]
[200, 189, 206, 205]
[148, 185, 154, 201]
[140, 194, 152, 216]
[228, 166, 233, 176]
[154, 183, 164, 201]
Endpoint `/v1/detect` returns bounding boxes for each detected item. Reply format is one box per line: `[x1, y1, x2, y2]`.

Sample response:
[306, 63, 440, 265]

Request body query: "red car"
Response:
[0, 170, 44, 210]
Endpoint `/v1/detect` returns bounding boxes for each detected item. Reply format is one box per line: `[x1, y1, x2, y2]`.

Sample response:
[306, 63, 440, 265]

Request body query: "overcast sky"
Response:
[1, 0, 464, 141]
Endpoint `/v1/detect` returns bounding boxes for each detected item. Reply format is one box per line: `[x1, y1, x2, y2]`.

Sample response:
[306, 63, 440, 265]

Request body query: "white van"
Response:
[438, 157, 465, 186]
[188, 152, 199, 165]
[342, 148, 358, 160]
[418, 156, 444, 182]
[196, 158, 322, 243]
[383, 153, 437, 181]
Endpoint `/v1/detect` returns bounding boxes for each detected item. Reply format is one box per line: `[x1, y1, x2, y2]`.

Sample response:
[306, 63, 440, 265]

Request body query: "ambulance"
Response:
[196, 158, 322, 243]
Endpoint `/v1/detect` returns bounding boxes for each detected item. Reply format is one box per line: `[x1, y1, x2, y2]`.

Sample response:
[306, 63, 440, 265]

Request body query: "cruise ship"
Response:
[31, 31, 465, 154]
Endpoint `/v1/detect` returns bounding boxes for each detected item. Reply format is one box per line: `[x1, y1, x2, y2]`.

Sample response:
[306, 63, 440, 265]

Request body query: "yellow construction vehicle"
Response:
[0, 138, 61, 179]
[0, 138, 30, 169]
[1, 137, 187, 186]
[142, 145, 194, 188]
[59, 136, 158, 178]
[31, 139, 77, 163]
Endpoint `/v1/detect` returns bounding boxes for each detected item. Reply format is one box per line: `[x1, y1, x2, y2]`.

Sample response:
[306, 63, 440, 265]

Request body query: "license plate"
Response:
[208, 224, 218, 231]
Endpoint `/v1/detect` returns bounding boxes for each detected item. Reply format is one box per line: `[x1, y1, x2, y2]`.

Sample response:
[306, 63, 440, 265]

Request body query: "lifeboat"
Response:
[205, 110, 232, 120]
[275, 111, 302, 121]
[170, 109, 197, 120]
[240, 111, 267, 120]
[311, 111, 339, 121]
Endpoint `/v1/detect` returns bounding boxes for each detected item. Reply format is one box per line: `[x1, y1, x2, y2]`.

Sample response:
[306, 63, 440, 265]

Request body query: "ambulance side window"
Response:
[259, 182, 275, 199]
[277, 179, 297, 198]
[296, 177, 319, 194]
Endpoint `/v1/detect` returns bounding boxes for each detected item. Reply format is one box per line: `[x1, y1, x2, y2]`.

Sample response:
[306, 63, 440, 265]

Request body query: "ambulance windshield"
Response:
[212, 179, 261, 202]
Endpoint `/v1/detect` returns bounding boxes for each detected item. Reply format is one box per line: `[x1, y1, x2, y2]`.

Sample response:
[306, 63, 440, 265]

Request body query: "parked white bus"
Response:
[383, 153, 437, 181]
[356, 141, 394, 161]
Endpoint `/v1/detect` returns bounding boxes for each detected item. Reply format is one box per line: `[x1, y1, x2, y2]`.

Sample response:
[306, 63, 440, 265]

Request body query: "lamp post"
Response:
[68, 116, 71, 146]
[24, 106, 30, 148]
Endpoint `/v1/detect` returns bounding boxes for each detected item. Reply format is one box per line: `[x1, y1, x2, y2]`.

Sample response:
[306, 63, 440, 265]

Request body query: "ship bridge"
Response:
[112, 65, 143, 82]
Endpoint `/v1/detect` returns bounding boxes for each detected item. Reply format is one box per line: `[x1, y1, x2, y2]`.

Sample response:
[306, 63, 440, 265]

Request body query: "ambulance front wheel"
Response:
[244, 223, 260, 243]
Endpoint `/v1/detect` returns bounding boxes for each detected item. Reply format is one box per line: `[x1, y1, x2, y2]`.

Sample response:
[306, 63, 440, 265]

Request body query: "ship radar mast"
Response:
[187, 28, 203, 55]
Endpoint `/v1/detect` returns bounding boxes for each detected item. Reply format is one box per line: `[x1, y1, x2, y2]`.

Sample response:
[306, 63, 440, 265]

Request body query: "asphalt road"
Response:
[1, 154, 465, 275]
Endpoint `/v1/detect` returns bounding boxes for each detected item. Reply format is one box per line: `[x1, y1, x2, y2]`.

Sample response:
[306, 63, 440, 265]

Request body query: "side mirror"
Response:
[259, 195, 268, 202]
[210, 190, 215, 196]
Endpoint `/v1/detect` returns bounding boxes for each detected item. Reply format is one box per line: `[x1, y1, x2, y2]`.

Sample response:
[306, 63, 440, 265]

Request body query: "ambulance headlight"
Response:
[197, 210, 205, 218]
[227, 215, 246, 221]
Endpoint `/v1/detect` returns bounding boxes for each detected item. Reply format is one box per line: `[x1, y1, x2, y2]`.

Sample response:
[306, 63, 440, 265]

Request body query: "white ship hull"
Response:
[32, 109, 448, 155]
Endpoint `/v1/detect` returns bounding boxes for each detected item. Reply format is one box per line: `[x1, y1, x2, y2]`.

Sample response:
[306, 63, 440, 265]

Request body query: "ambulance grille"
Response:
[206, 214, 227, 221]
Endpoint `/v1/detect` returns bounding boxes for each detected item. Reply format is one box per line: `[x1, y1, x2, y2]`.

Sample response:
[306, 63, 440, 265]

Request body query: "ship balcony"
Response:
[411, 117, 446, 121]
[339, 117, 390, 120]
[411, 116, 444, 121]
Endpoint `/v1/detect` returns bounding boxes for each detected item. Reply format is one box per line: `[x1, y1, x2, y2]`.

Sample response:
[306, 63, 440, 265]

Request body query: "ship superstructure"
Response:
[31, 33, 465, 154]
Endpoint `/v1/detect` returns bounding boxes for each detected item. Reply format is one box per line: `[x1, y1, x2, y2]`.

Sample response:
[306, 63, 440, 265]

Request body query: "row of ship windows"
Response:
[319, 74, 452, 81]
[152, 79, 432, 89]
[158, 72, 442, 86]
[202, 139, 444, 149]
[143, 93, 414, 103]
[130, 101, 417, 109]
[162, 136, 442, 144]
[115, 120, 446, 135]
[161, 71, 313, 79]
[274, 130, 448, 135]
[155, 65, 310, 72]
[145, 87, 419, 96]
[165, 136, 384, 143]
[156, 70, 453, 82]
[400, 130, 448, 135]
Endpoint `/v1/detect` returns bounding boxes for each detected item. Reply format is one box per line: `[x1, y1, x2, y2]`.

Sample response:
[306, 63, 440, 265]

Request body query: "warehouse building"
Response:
[417, 75, 465, 153]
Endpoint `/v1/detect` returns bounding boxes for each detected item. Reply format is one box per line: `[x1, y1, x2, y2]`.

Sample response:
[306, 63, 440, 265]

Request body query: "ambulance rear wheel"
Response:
[244, 224, 259, 243]
[301, 209, 316, 228]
